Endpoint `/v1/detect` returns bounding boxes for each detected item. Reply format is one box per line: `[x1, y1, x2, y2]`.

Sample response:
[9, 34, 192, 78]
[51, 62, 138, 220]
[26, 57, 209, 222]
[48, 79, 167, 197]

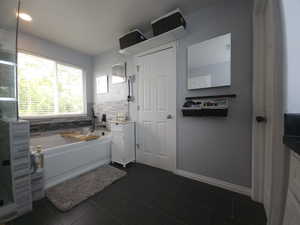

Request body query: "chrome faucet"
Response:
[90, 108, 98, 132]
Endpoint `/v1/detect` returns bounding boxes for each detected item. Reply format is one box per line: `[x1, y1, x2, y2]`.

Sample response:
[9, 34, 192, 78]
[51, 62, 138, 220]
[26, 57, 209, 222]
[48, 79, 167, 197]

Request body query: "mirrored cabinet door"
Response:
[0, 59, 16, 100]
[187, 33, 231, 90]
[0, 0, 19, 211]
[0, 0, 19, 120]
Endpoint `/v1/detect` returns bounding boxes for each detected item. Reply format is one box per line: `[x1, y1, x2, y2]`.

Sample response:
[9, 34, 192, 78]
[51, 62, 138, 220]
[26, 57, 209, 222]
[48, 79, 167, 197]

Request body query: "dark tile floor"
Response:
[9, 163, 267, 225]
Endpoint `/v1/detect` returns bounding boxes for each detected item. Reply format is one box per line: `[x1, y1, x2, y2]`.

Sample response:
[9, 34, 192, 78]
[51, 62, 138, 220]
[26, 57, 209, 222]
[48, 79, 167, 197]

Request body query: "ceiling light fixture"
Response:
[17, 12, 32, 22]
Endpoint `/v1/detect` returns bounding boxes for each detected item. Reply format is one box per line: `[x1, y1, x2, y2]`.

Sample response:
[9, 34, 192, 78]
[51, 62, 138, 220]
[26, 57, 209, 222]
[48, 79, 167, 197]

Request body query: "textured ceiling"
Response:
[15, 0, 221, 55]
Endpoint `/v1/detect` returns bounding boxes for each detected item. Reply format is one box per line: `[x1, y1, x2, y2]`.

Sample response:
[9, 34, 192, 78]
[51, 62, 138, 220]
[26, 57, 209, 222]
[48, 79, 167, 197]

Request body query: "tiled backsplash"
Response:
[95, 100, 128, 121]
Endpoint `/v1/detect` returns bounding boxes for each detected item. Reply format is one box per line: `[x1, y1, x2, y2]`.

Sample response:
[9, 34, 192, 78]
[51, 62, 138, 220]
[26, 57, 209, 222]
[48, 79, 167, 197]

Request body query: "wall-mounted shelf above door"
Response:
[119, 26, 186, 55]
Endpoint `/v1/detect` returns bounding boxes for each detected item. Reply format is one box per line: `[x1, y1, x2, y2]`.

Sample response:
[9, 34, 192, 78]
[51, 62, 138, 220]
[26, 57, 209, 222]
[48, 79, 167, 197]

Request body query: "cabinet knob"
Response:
[167, 114, 173, 119]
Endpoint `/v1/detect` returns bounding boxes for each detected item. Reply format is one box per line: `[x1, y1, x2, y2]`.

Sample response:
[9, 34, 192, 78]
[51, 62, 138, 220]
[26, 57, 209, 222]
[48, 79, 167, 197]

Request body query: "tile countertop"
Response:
[30, 126, 109, 137]
[284, 113, 300, 156]
[29, 118, 92, 133]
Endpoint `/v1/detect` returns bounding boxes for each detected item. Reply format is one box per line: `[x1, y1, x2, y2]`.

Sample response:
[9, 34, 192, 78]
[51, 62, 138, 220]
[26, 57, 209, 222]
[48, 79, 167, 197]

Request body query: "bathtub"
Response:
[30, 131, 112, 188]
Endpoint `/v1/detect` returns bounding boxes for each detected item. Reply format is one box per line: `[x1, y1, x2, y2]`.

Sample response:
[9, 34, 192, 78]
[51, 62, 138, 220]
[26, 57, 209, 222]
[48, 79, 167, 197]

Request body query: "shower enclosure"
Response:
[0, 0, 20, 218]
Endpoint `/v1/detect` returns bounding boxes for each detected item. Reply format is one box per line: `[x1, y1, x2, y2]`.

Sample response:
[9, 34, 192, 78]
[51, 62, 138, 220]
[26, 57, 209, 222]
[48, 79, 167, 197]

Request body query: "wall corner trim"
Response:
[175, 169, 251, 197]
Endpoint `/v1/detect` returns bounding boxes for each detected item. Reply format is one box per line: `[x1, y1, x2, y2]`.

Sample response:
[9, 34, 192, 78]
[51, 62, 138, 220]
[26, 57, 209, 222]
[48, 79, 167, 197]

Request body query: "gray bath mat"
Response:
[46, 165, 126, 211]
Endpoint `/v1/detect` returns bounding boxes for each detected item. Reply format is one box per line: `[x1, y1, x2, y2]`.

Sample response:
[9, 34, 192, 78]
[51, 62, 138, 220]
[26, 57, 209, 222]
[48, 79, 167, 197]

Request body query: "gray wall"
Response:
[177, 0, 253, 187]
[93, 0, 253, 187]
[18, 33, 94, 106]
[282, 0, 300, 113]
[93, 51, 137, 121]
[94, 51, 131, 103]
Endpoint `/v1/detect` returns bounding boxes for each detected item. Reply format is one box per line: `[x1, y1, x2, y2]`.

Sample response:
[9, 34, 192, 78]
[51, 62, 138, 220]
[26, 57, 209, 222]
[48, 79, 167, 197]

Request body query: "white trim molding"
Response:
[176, 169, 251, 197]
[252, 0, 268, 203]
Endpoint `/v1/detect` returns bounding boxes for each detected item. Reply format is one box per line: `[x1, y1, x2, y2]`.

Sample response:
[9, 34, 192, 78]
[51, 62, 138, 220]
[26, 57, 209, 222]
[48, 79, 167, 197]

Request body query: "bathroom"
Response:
[0, 0, 299, 225]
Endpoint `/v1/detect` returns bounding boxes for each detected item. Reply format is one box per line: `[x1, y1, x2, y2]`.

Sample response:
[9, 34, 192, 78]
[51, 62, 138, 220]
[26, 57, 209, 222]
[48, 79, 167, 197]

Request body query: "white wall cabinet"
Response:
[283, 152, 300, 225]
[0, 120, 33, 216]
[111, 121, 135, 167]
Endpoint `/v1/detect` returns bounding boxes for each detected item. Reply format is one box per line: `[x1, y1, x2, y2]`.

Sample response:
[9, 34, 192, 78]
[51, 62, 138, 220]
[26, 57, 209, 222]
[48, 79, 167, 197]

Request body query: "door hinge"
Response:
[137, 105, 140, 111]
[136, 65, 140, 72]
[136, 144, 140, 149]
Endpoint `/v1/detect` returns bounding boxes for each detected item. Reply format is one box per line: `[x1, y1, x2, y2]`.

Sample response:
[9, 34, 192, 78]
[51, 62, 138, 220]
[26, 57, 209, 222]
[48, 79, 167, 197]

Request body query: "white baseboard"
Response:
[175, 169, 251, 197]
[0, 203, 17, 222]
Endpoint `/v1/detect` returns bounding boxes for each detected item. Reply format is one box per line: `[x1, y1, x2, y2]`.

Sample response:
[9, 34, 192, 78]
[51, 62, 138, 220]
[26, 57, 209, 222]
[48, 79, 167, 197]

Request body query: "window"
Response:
[18, 52, 85, 117]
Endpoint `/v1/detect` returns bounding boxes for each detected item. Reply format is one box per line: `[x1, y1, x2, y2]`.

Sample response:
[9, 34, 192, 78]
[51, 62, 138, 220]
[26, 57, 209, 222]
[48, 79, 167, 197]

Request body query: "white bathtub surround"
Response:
[31, 133, 112, 189]
[31, 169, 45, 202]
[30, 134, 79, 150]
[30, 127, 109, 148]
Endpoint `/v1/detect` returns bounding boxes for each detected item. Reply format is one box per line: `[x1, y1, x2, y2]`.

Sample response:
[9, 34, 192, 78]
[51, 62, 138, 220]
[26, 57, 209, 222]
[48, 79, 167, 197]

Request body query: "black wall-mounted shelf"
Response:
[185, 94, 237, 100]
[182, 94, 236, 117]
[182, 108, 228, 117]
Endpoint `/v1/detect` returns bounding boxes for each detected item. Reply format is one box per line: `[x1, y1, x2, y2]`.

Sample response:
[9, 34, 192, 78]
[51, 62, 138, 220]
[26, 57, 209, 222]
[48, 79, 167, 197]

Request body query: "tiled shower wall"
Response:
[94, 100, 128, 121]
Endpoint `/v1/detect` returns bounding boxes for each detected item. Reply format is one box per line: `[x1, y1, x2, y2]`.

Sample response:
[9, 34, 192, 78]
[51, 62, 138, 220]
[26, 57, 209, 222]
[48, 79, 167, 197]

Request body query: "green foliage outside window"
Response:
[18, 52, 84, 117]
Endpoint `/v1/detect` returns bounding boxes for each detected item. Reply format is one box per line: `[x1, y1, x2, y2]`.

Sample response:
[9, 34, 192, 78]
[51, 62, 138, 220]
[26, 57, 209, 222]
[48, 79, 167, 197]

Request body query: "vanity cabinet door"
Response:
[111, 122, 135, 167]
[111, 133, 125, 164]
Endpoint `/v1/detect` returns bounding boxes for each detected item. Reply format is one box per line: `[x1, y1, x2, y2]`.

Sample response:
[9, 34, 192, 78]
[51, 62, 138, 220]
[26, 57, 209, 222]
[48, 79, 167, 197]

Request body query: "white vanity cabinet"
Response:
[111, 121, 135, 167]
[283, 152, 300, 225]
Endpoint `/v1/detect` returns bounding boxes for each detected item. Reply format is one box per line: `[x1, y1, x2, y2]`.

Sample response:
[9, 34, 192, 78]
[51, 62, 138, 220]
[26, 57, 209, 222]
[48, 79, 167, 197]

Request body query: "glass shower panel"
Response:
[0, 0, 19, 120]
[0, 0, 19, 208]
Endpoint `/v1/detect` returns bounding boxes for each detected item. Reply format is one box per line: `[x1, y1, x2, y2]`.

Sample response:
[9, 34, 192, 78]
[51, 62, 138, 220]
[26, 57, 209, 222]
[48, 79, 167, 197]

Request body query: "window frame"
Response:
[17, 50, 87, 119]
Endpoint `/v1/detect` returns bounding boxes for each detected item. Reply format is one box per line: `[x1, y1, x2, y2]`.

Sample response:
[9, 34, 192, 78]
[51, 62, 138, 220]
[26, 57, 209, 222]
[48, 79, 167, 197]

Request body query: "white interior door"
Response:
[136, 44, 176, 172]
[253, 1, 287, 225]
[252, 0, 274, 206]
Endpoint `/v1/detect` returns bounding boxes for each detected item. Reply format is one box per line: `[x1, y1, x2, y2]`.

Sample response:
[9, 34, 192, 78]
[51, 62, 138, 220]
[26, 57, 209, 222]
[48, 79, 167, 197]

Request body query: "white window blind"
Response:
[18, 52, 85, 117]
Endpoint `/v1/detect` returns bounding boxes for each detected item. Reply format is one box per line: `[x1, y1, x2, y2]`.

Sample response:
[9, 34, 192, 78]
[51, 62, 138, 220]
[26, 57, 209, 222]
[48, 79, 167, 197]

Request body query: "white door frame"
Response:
[252, 0, 289, 225]
[252, 0, 268, 203]
[134, 42, 177, 172]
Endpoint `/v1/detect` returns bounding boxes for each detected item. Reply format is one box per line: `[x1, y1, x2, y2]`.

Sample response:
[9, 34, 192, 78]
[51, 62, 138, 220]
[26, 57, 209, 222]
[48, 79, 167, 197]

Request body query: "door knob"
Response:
[2, 160, 10, 166]
[167, 114, 173, 119]
[256, 116, 267, 123]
